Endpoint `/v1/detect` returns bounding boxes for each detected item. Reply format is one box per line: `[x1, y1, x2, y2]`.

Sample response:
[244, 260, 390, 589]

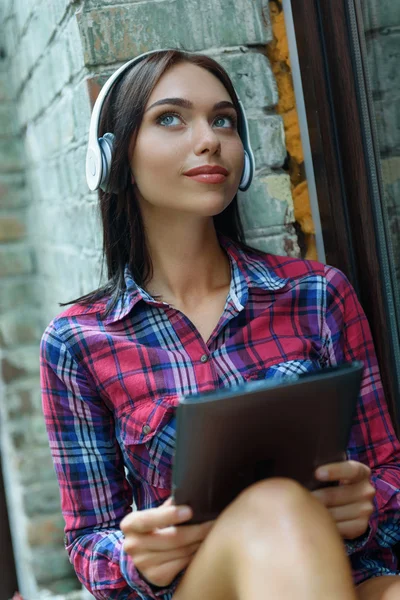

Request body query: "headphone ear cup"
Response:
[239, 150, 251, 192]
[98, 132, 115, 192]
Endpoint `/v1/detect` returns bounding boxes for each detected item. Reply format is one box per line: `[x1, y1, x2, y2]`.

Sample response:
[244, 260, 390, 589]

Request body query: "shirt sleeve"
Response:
[40, 319, 178, 600]
[323, 265, 400, 584]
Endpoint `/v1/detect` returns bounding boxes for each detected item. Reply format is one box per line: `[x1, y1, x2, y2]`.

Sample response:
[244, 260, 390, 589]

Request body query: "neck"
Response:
[143, 210, 230, 306]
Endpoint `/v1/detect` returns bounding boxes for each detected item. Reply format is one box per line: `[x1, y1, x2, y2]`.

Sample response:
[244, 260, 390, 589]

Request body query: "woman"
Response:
[40, 49, 400, 599]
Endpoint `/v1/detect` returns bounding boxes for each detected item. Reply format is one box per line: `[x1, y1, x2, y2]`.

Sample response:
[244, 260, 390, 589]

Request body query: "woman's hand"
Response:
[120, 498, 214, 588]
[312, 460, 375, 540]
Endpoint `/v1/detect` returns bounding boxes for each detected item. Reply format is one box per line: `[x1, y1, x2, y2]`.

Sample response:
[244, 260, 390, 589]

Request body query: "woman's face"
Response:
[130, 61, 245, 218]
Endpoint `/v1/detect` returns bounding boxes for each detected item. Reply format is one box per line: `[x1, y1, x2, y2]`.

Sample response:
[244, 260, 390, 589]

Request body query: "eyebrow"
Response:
[145, 97, 237, 113]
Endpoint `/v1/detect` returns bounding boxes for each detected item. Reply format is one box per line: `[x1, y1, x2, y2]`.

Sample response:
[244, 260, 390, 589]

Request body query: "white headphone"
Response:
[86, 49, 255, 193]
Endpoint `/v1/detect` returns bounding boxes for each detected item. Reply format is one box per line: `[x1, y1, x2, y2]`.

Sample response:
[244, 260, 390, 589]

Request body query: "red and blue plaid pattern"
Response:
[40, 238, 400, 599]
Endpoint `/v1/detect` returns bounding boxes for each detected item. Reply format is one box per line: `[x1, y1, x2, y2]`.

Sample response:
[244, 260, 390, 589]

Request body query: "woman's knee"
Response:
[233, 478, 317, 521]
[220, 478, 325, 542]
[357, 577, 400, 600]
[381, 582, 400, 600]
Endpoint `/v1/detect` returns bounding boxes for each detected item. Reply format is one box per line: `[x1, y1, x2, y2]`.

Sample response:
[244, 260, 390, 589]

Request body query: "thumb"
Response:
[162, 496, 174, 507]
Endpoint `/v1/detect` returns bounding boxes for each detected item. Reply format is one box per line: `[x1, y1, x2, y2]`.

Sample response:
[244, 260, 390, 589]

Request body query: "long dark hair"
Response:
[64, 49, 251, 316]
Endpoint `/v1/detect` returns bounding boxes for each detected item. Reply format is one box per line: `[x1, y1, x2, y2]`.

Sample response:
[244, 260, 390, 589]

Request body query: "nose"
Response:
[192, 119, 221, 156]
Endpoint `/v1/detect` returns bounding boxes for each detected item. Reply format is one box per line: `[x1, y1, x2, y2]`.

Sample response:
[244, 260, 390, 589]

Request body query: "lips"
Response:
[183, 164, 229, 184]
[183, 165, 229, 177]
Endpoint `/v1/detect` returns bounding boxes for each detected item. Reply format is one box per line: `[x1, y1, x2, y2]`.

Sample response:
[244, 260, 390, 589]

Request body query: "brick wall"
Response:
[0, 1, 89, 597]
[0, 0, 300, 597]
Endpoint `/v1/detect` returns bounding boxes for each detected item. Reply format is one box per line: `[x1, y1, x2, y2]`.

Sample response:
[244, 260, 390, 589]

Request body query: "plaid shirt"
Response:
[40, 237, 400, 600]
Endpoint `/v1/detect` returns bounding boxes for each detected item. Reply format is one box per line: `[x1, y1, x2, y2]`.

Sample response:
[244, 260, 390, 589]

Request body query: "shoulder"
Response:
[242, 245, 349, 285]
[237, 246, 356, 307]
[41, 298, 109, 355]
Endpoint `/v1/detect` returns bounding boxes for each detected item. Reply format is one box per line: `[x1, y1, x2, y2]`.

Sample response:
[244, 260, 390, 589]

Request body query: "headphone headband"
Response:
[86, 49, 255, 192]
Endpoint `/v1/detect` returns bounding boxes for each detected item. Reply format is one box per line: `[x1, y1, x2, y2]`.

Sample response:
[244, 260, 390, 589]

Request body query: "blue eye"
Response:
[157, 113, 182, 127]
[214, 115, 237, 129]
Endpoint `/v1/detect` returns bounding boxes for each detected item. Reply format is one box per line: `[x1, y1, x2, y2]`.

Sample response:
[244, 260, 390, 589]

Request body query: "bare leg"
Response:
[174, 478, 357, 600]
[357, 576, 400, 600]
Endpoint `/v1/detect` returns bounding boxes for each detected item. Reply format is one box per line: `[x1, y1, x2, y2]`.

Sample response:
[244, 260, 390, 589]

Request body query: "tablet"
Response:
[172, 361, 364, 524]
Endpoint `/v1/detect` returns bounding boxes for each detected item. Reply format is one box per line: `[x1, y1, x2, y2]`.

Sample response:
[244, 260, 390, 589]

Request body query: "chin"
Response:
[191, 193, 233, 216]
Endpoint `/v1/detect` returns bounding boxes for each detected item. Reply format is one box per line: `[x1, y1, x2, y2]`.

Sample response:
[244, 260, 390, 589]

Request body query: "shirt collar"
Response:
[220, 235, 289, 293]
[103, 236, 289, 325]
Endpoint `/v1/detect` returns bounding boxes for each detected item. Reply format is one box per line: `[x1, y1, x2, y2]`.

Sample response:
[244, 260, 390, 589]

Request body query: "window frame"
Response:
[289, 0, 400, 429]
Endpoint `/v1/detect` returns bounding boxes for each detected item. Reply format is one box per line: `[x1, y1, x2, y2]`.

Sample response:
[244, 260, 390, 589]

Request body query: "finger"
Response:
[315, 460, 370, 484]
[142, 555, 195, 588]
[162, 497, 173, 507]
[127, 520, 214, 553]
[312, 479, 375, 508]
[120, 505, 193, 535]
[125, 538, 201, 565]
[328, 501, 374, 523]
[336, 518, 370, 540]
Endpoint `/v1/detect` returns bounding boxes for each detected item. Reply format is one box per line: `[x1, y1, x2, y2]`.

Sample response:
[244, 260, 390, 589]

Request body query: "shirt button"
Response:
[200, 354, 209, 363]
[142, 425, 152, 435]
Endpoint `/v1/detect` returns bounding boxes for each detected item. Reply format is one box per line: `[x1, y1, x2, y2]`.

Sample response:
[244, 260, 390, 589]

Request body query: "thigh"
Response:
[357, 576, 400, 600]
[173, 479, 357, 600]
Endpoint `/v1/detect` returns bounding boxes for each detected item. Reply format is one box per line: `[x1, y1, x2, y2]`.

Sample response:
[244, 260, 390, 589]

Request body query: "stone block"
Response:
[23, 480, 62, 518]
[366, 30, 400, 95]
[33, 0, 58, 58]
[247, 115, 286, 169]
[72, 79, 92, 143]
[381, 157, 400, 209]
[13, 45, 30, 93]
[245, 224, 300, 257]
[16, 447, 56, 486]
[31, 546, 77, 585]
[1, 344, 40, 383]
[362, 0, 400, 32]
[0, 0, 14, 21]
[0, 213, 26, 242]
[62, 143, 89, 199]
[29, 104, 61, 161]
[0, 244, 34, 277]
[39, 576, 82, 596]
[29, 196, 101, 251]
[3, 17, 19, 67]
[32, 54, 56, 116]
[0, 307, 42, 347]
[9, 415, 50, 450]
[66, 15, 85, 76]
[177, 0, 272, 51]
[28, 160, 61, 204]
[372, 91, 400, 155]
[13, 0, 36, 39]
[215, 51, 278, 110]
[0, 137, 24, 172]
[4, 377, 40, 419]
[0, 173, 29, 209]
[26, 513, 65, 547]
[35, 242, 102, 302]
[50, 33, 72, 98]
[239, 172, 294, 232]
[0, 278, 36, 312]
[49, 0, 71, 28]
[54, 90, 75, 149]
[0, 103, 18, 137]
[0, 69, 13, 102]
[77, 2, 180, 66]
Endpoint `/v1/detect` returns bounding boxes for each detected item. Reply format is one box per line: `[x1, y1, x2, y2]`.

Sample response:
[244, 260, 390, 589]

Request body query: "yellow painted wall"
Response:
[267, 1, 318, 260]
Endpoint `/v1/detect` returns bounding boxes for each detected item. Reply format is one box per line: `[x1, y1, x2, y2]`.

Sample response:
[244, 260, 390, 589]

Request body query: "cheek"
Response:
[131, 134, 183, 185]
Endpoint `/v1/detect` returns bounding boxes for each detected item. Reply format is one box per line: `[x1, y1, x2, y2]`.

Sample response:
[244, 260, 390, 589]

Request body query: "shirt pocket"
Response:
[244, 358, 323, 382]
[118, 397, 177, 490]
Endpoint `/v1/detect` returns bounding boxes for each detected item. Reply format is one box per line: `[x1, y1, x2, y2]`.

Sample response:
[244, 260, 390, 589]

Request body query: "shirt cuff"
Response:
[344, 525, 373, 555]
[120, 544, 181, 599]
